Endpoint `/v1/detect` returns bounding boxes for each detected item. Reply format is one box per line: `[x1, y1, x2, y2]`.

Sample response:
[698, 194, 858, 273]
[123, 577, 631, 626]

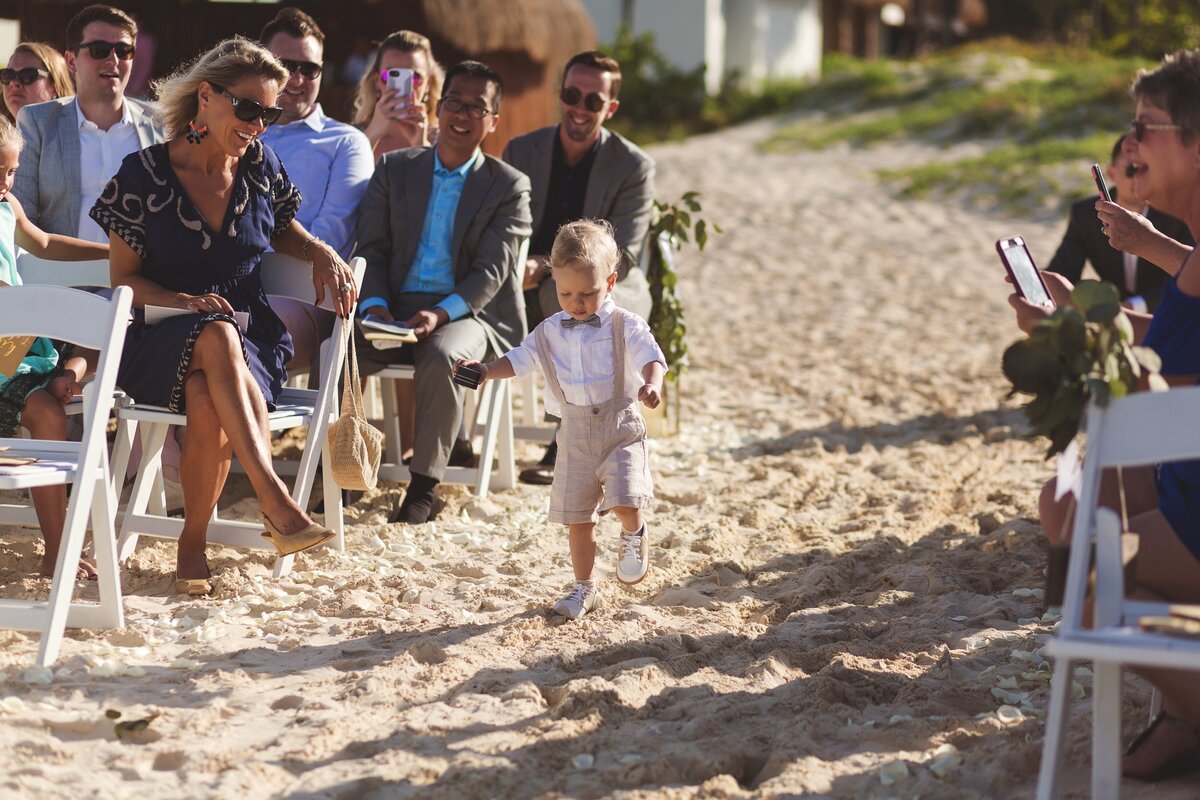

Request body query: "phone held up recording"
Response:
[383, 67, 415, 112]
[1091, 162, 1114, 203]
[997, 235, 1055, 309]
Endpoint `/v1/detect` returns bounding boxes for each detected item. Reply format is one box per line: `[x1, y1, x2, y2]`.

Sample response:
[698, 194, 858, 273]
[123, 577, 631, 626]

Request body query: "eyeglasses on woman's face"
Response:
[209, 83, 284, 126]
[0, 67, 48, 86]
[1129, 118, 1182, 142]
[76, 40, 136, 61]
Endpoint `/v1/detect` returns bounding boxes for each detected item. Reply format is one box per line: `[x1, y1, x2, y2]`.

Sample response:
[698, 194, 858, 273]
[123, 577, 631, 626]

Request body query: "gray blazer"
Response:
[355, 147, 533, 353]
[503, 125, 655, 278]
[13, 96, 163, 235]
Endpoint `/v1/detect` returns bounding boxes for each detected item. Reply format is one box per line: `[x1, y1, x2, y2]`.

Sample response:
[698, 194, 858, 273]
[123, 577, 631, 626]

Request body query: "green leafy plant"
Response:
[1002, 280, 1166, 457]
[646, 192, 719, 383]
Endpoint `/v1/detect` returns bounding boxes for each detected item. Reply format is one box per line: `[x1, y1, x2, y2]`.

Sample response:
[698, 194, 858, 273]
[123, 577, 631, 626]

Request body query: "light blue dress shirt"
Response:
[358, 150, 476, 322]
[258, 104, 374, 259]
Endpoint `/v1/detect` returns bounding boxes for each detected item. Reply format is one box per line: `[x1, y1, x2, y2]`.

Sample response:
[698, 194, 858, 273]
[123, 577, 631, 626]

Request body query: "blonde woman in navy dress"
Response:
[90, 39, 358, 595]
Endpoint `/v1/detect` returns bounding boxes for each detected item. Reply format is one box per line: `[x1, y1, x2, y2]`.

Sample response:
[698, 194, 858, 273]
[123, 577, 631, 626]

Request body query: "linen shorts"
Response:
[549, 402, 654, 524]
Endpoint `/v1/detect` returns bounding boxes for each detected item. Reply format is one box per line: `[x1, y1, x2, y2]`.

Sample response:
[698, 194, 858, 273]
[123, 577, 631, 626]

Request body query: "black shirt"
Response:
[529, 128, 599, 256]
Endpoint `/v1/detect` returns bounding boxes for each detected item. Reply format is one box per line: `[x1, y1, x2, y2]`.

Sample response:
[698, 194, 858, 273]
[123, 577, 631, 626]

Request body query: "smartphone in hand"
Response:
[997, 235, 1055, 308]
[1091, 163, 1114, 203]
[383, 67, 415, 110]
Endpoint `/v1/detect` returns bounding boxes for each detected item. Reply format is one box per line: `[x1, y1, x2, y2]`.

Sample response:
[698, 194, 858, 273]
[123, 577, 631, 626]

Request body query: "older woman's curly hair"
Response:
[153, 37, 288, 140]
[351, 30, 443, 127]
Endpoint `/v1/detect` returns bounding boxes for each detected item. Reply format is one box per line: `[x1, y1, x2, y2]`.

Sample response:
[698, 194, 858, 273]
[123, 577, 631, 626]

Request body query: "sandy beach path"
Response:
[0, 117, 1188, 799]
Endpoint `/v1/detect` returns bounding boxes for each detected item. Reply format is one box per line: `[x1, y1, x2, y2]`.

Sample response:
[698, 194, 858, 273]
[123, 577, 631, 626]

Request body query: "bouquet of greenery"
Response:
[1002, 280, 1167, 457]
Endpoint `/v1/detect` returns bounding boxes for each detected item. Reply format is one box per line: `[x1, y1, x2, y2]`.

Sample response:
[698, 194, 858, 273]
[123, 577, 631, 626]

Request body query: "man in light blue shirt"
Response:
[259, 8, 373, 259]
[355, 61, 532, 525]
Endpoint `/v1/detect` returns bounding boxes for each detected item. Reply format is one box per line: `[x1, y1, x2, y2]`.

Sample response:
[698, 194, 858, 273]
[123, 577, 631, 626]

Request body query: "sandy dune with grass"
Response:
[0, 114, 1191, 799]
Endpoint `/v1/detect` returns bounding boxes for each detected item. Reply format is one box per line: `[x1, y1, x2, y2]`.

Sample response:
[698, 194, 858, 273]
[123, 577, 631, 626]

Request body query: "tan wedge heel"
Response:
[259, 512, 336, 556]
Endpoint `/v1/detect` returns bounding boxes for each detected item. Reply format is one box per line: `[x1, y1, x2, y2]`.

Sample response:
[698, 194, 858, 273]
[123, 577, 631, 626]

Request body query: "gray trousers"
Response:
[357, 293, 488, 482]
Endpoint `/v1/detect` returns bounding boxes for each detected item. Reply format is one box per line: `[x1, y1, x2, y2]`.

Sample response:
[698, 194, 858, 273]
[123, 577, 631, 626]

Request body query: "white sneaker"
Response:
[552, 581, 600, 620]
[616, 524, 650, 585]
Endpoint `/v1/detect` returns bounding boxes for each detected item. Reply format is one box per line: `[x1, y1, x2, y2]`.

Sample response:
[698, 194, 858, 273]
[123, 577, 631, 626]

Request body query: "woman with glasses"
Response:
[1012, 50, 1200, 781]
[90, 38, 359, 596]
[351, 30, 444, 160]
[2, 42, 71, 120]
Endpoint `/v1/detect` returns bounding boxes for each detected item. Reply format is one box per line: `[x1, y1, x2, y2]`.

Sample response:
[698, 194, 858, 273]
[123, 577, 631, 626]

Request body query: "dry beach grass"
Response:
[0, 115, 1194, 799]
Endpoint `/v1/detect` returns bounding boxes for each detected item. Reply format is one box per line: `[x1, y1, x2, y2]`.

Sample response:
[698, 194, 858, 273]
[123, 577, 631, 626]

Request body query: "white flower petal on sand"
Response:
[995, 677, 1020, 690]
[949, 615, 968, 621]
[1071, 680, 1086, 700]
[878, 761, 910, 786]
[996, 705, 1024, 723]
[23, 665, 53, 685]
[888, 714, 912, 724]
[571, 754, 594, 769]
[991, 687, 1028, 705]
[929, 743, 963, 778]
[169, 658, 202, 671]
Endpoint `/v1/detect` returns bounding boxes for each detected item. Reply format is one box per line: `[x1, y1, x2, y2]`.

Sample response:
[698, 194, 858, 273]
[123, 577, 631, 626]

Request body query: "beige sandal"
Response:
[258, 512, 336, 556]
[174, 576, 214, 596]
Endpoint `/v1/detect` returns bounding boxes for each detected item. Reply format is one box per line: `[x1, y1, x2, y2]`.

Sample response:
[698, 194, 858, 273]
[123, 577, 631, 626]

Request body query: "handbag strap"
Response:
[340, 324, 366, 419]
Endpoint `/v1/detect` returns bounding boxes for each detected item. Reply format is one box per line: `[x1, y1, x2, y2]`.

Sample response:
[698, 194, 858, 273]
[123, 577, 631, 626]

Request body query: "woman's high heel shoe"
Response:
[259, 511, 336, 556]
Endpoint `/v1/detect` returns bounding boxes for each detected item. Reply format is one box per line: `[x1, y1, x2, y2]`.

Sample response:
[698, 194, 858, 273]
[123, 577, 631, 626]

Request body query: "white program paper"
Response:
[145, 304, 249, 332]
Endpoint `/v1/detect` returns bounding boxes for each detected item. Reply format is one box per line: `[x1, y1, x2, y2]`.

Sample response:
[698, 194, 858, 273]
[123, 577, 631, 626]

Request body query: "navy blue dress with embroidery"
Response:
[1142, 277, 1200, 560]
[90, 140, 300, 412]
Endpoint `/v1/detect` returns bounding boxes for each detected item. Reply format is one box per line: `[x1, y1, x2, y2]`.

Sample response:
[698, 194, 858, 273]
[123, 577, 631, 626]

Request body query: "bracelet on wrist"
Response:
[300, 236, 324, 263]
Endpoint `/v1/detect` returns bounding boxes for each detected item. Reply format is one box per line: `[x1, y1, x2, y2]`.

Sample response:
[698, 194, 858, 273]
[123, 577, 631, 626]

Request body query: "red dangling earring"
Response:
[186, 119, 209, 144]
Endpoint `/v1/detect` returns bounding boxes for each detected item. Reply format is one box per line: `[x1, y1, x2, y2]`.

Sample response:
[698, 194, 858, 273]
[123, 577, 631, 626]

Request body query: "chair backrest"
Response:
[15, 253, 111, 288]
[259, 253, 365, 310]
[0, 284, 131, 442]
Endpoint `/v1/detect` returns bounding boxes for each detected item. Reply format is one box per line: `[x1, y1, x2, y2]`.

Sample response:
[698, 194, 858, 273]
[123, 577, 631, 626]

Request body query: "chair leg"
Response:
[322, 435, 344, 553]
[1092, 662, 1122, 799]
[1037, 657, 1075, 800]
[380, 377, 402, 465]
[36, 476, 99, 666]
[90, 467, 124, 629]
[494, 382, 516, 491]
[473, 381, 506, 498]
[117, 423, 168, 562]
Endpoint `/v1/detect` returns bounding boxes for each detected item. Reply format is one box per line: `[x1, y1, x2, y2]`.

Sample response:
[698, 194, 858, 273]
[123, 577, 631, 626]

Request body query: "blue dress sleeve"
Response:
[89, 149, 153, 259]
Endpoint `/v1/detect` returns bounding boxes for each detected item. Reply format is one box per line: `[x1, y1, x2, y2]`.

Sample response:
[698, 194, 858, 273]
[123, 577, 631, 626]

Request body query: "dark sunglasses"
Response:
[1129, 118, 1182, 142]
[560, 86, 608, 113]
[439, 96, 494, 120]
[209, 82, 283, 125]
[280, 58, 322, 80]
[0, 67, 49, 86]
[76, 40, 136, 61]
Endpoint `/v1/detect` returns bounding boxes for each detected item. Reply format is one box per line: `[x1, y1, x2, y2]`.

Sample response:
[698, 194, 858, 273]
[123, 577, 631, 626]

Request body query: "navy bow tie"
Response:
[561, 314, 601, 329]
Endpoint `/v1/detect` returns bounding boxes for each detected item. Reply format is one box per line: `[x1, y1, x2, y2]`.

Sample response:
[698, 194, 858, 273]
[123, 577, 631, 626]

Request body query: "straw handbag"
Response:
[327, 327, 383, 490]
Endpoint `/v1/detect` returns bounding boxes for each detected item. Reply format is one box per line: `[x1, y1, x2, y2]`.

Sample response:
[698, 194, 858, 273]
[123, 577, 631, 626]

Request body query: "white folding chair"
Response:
[513, 372, 556, 443]
[1037, 386, 1200, 799]
[371, 239, 529, 498]
[114, 255, 364, 579]
[0, 254, 137, 528]
[0, 285, 132, 665]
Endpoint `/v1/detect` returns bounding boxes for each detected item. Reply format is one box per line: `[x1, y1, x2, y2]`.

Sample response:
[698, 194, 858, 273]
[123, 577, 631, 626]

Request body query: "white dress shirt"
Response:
[76, 100, 141, 243]
[505, 296, 666, 418]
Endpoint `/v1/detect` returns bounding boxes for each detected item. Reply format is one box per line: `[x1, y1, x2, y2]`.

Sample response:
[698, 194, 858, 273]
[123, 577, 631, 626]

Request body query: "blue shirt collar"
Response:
[434, 149, 480, 178]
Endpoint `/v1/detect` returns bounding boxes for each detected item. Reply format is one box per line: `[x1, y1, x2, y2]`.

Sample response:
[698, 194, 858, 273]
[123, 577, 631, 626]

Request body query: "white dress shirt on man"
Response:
[76, 100, 141, 243]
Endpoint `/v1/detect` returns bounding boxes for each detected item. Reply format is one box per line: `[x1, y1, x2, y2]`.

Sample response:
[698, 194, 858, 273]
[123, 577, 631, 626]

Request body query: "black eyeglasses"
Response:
[76, 40, 136, 61]
[280, 58, 322, 80]
[1130, 118, 1182, 142]
[0, 67, 49, 86]
[560, 86, 608, 113]
[209, 82, 283, 126]
[439, 96, 494, 120]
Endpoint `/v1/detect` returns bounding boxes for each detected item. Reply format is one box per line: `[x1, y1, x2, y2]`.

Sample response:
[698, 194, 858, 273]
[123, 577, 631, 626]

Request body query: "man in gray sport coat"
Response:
[502, 50, 655, 483]
[355, 61, 532, 524]
[14, 5, 163, 239]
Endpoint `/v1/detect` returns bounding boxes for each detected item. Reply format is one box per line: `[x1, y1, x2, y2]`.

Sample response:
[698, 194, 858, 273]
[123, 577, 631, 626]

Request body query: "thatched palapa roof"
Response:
[420, 0, 596, 63]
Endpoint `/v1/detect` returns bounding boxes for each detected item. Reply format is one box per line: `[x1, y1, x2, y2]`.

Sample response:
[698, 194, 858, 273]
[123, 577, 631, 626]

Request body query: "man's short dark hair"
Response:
[66, 4, 137, 50]
[443, 60, 503, 111]
[1110, 134, 1128, 164]
[259, 7, 325, 47]
[562, 50, 622, 100]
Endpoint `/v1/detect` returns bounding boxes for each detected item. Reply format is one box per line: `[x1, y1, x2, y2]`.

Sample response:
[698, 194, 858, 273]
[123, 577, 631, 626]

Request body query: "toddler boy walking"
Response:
[456, 219, 666, 619]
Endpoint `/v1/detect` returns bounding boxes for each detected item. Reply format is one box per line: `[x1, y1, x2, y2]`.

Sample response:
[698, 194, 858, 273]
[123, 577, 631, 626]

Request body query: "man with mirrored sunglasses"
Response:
[503, 49, 655, 485]
[13, 4, 163, 242]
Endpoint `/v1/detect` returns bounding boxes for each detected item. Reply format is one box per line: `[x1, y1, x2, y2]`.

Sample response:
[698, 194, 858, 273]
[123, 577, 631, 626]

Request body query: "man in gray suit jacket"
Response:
[356, 61, 532, 525]
[502, 50, 655, 483]
[14, 5, 163, 239]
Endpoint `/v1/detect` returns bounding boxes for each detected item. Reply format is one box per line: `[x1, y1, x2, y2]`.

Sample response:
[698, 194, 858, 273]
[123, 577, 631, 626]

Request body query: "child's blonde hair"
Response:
[550, 219, 620, 277]
[0, 115, 23, 152]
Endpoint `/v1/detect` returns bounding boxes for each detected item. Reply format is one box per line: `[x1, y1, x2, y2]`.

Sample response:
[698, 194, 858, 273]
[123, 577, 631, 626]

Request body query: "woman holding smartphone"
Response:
[351, 31, 443, 160]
